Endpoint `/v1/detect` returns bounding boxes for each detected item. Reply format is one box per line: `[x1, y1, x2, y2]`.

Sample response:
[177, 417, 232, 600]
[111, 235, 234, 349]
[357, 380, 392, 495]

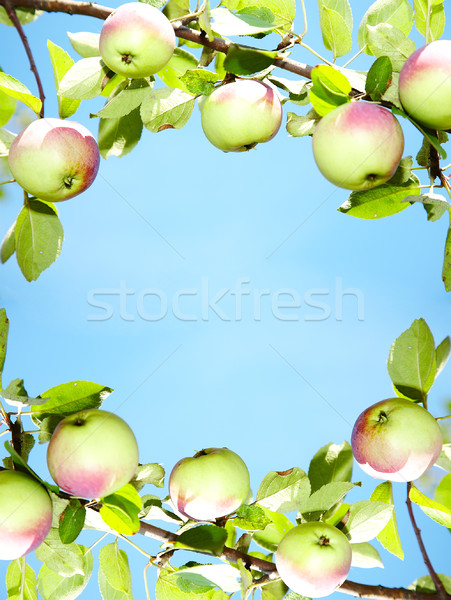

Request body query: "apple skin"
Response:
[351, 398, 443, 482]
[200, 79, 282, 152]
[99, 2, 176, 79]
[312, 101, 404, 190]
[399, 40, 451, 131]
[47, 409, 139, 499]
[0, 469, 53, 560]
[169, 447, 250, 521]
[8, 118, 100, 202]
[275, 522, 352, 598]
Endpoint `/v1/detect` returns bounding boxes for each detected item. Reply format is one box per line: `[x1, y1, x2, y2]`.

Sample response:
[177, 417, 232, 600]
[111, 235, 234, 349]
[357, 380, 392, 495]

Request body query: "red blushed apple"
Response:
[0, 470, 53, 560]
[200, 79, 282, 152]
[8, 118, 100, 202]
[99, 2, 176, 79]
[312, 101, 404, 190]
[169, 447, 250, 521]
[399, 40, 451, 131]
[275, 522, 352, 598]
[351, 398, 443, 482]
[47, 409, 139, 499]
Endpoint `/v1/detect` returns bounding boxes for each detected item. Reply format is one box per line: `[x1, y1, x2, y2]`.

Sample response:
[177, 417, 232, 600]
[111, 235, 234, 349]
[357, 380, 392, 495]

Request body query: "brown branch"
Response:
[3, 0, 45, 117]
[406, 482, 447, 599]
[0, 0, 313, 80]
[136, 520, 451, 600]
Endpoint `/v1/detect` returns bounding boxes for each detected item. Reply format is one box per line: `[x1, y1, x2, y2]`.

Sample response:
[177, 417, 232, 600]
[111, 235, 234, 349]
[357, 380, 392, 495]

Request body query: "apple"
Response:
[311, 101, 404, 190]
[399, 40, 451, 131]
[0, 469, 53, 560]
[200, 79, 283, 152]
[351, 398, 443, 482]
[99, 2, 176, 79]
[275, 522, 352, 598]
[168, 447, 250, 521]
[8, 118, 100, 202]
[47, 409, 139, 498]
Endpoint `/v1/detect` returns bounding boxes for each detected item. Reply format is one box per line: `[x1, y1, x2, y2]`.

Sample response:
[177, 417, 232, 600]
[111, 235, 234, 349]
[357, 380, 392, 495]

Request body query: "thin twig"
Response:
[4, 0, 45, 117]
[406, 482, 447, 599]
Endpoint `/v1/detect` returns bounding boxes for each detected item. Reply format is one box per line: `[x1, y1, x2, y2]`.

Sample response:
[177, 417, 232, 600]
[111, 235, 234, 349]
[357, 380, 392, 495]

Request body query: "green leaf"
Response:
[130, 462, 164, 491]
[100, 483, 142, 535]
[6, 559, 37, 600]
[318, 6, 352, 60]
[409, 484, 451, 528]
[37, 546, 93, 600]
[0, 127, 16, 156]
[0, 89, 16, 126]
[252, 507, 294, 552]
[156, 567, 230, 600]
[370, 482, 403, 559]
[269, 75, 311, 104]
[211, 6, 279, 36]
[223, 44, 277, 76]
[435, 337, 451, 379]
[1, 221, 16, 264]
[0, 72, 41, 114]
[0, 307, 9, 380]
[31, 380, 112, 438]
[140, 87, 195, 133]
[387, 155, 414, 186]
[299, 481, 358, 520]
[410, 574, 451, 595]
[99, 541, 133, 594]
[14, 199, 64, 282]
[365, 56, 393, 101]
[221, 0, 295, 29]
[338, 174, 420, 219]
[358, 0, 414, 49]
[175, 564, 240, 594]
[286, 109, 321, 137]
[59, 499, 86, 544]
[234, 504, 272, 531]
[436, 444, 451, 472]
[406, 192, 450, 222]
[414, 0, 445, 42]
[47, 40, 81, 119]
[199, 0, 214, 40]
[58, 57, 109, 100]
[387, 318, 436, 401]
[35, 529, 86, 577]
[67, 31, 100, 58]
[261, 578, 289, 600]
[365, 23, 415, 72]
[179, 69, 218, 96]
[98, 107, 143, 159]
[435, 473, 451, 511]
[342, 500, 394, 543]
[350, 542, 384, 568]
[158, 47, 198, 93]
[93, 78, 153, 118]
[256, 467, 311, 513]
[238, 559, 253, 600]
[309, 65, 351, 116]
[308, 441, 353, 493]
[175, 524, 228, 556]
[2, 431, 35, 469]
[442, 225, 451, 292]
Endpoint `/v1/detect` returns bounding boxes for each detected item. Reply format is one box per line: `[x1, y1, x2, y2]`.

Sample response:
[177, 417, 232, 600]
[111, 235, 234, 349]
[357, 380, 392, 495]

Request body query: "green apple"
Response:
[8, 118, 100, 202]
[351, 398, 443, 482]
[399, 40, 451, 131]
[99, 2, 176, 78]
[168, 447, 250, 520]
[47, 409, 139, 498]
[0, 469, 53, 560]
[312, 101, 404, 190]
[275, 522, 352, 598]
[200, 79, 283, 152]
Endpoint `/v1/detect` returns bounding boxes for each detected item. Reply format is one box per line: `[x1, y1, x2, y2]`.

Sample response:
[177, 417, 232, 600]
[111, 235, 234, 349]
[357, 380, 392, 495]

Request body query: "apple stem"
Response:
[406, 482, 447, 599]
[3, 0, 45, 118]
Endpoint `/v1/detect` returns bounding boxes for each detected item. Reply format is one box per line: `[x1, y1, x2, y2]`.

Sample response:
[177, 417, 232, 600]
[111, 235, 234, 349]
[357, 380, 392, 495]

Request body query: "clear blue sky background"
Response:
[0, 1, 450, 597]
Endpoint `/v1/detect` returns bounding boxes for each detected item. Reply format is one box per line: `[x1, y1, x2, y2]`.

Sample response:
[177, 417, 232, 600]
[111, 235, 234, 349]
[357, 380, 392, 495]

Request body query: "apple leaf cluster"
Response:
[0, 307, 450, 599]
[0, 0, 451, 288]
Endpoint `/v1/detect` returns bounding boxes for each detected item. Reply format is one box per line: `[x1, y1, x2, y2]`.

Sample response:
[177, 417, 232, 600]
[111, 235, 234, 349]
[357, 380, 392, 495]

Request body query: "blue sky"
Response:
[1, 0, 450, 597]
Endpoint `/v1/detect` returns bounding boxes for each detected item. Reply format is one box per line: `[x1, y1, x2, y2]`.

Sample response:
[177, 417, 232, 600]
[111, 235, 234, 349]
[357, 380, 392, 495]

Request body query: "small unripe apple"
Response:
[47, 409, 139, 499]
[200, 79, 283, 152]
[275, 522, 352, 598]
[312, 101, 404, 190]
[0, 469, 53, 560]
[99, 2, 176, 79]
[399, 40, 451, 131]
[169, 447, 250, 521]
[8, 118, 100, 202]
[351, 398, 443, 482]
